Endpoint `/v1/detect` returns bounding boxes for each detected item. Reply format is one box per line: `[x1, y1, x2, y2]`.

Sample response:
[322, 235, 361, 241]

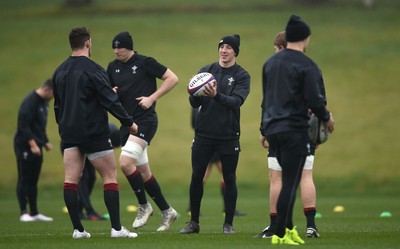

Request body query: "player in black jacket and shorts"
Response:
[180, 34, 250, 234]
[52, 27, 138, 239]
[107, 31, 179, 232]
[260, 16, 334, 245]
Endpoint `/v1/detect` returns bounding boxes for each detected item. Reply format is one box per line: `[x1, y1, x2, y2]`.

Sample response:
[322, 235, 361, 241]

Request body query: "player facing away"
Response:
[107, 31, 179, 232]
[52, 27, 139, 239]
[255, 31, 321, 239]
[180, 34, 250, 234]
[260, 16, 334, 245]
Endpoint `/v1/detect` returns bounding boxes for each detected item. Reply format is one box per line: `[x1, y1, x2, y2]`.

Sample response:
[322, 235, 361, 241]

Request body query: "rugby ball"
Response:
[308, 113, 329, 144]
[187, 72, 215, 97]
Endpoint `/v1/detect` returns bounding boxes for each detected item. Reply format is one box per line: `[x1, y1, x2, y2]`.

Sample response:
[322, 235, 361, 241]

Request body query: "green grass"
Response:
[1, 185, 399, 249]
[1, 1, 400, 248]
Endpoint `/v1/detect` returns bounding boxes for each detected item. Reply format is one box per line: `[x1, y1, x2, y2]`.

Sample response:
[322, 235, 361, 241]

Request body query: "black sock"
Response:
[104, 183, 121, 230]
[127, 169, 147, 205]
[304, 207, 317, 228]
[144, 175, 169, 211]
[269, 212, 278, 232]
[64, 183, 84, 232]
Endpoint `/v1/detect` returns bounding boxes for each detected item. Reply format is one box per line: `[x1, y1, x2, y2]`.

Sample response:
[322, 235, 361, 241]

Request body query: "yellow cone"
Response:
[62, 206, 69, 213]
[333, 205, 345, 212]
[126, 205, 138, 212]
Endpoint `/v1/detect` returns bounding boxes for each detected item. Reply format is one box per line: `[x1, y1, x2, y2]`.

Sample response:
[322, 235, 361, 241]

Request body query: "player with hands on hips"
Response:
[107, 31, 179, 232]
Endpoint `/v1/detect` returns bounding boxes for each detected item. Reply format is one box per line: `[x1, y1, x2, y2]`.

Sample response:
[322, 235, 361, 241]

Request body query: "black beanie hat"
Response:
[218, 34, 240, 57]
[285, 15, 311, 42]
[112, 31, 133, 50]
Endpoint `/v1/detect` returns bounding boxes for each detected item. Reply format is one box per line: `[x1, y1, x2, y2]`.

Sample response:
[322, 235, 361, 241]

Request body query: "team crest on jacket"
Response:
[132, 65, 137, 74]
[228, 77, 234, 86]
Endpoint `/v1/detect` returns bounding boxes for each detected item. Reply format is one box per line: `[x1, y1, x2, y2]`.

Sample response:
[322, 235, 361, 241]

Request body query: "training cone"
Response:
[333, 205, 345, 212]
[380, 211, 392, 218]
[62, 206, 68, 213]
[103, 213, 110, 219]
[315, 212, 322, 218]
[126, 205, 138, 212]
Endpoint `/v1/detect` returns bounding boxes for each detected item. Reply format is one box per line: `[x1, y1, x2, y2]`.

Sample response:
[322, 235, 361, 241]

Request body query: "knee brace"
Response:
[136, 147, 149, 166]
[121, 141, 149, 166]
[121, 141, 144, 160]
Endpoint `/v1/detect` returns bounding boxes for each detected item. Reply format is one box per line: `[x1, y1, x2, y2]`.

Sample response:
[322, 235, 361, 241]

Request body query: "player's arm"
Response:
[137, 69, 179, 110]
[213, 71, 250, 109]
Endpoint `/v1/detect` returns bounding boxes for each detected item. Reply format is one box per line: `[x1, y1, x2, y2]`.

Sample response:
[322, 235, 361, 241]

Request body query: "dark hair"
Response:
[69, 27, 90, 50]
[41, 78, 53, 90]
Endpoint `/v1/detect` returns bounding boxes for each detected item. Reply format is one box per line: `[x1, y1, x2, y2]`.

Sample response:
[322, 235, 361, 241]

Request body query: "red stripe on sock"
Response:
[145, 175, 154, 186]
[128, 168, 140, 179]
[270, 212, 278, 217]
[304, 207, 316, 212]
[104, 183, 119, 191]
[64, 182, 78, 191]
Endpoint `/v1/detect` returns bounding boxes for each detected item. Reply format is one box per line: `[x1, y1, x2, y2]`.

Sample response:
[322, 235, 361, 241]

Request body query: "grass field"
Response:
[1, 0, 400, 248]
[1, 185, 399, 249]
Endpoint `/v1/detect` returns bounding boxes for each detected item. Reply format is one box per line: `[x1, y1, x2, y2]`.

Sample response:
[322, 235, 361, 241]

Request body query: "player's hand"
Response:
[323, 113, 335, 133]
[136, 96, 155, 110]
[30, 146, 41, 156]
[203, 80, 217, 97]
[44, 143, 53, 151]
[129, 123, 138, 135]
[260, 135, 269, 149]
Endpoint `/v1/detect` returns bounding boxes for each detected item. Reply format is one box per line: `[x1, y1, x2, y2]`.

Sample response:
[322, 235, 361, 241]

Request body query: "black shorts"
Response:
[209, 152, 220, 164]
[268, 139, 316, 157]
[61, 138, 113, 154]
[266, 131, 309, 159]
[120, 124, 157, 146]
[192, 136, 240, 156]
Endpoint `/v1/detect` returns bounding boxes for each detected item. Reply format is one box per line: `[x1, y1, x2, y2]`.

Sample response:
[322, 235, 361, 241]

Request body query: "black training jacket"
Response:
[14, 91, 49, 147]
[189, 62, 251, 141]
[260, 49, 330, 136]
[52, 56, 133, 144]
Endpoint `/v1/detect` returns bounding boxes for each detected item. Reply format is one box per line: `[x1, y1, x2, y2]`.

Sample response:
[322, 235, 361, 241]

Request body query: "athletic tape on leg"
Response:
[121, 140, 144, 160]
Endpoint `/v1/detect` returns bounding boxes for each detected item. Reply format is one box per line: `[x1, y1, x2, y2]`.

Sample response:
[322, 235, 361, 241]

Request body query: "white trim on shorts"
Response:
[63, 147, 113, 161]
[268, 155, 315, 171]
[87, 149, 113, 160]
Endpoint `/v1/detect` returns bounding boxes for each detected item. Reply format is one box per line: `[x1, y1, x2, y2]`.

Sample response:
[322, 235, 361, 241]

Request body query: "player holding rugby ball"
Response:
[180, 34, 250, 235]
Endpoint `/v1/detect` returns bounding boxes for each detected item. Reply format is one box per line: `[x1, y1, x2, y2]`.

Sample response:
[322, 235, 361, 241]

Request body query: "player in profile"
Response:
[180, 34, 250, 234]
[107, 31, 179, 232]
